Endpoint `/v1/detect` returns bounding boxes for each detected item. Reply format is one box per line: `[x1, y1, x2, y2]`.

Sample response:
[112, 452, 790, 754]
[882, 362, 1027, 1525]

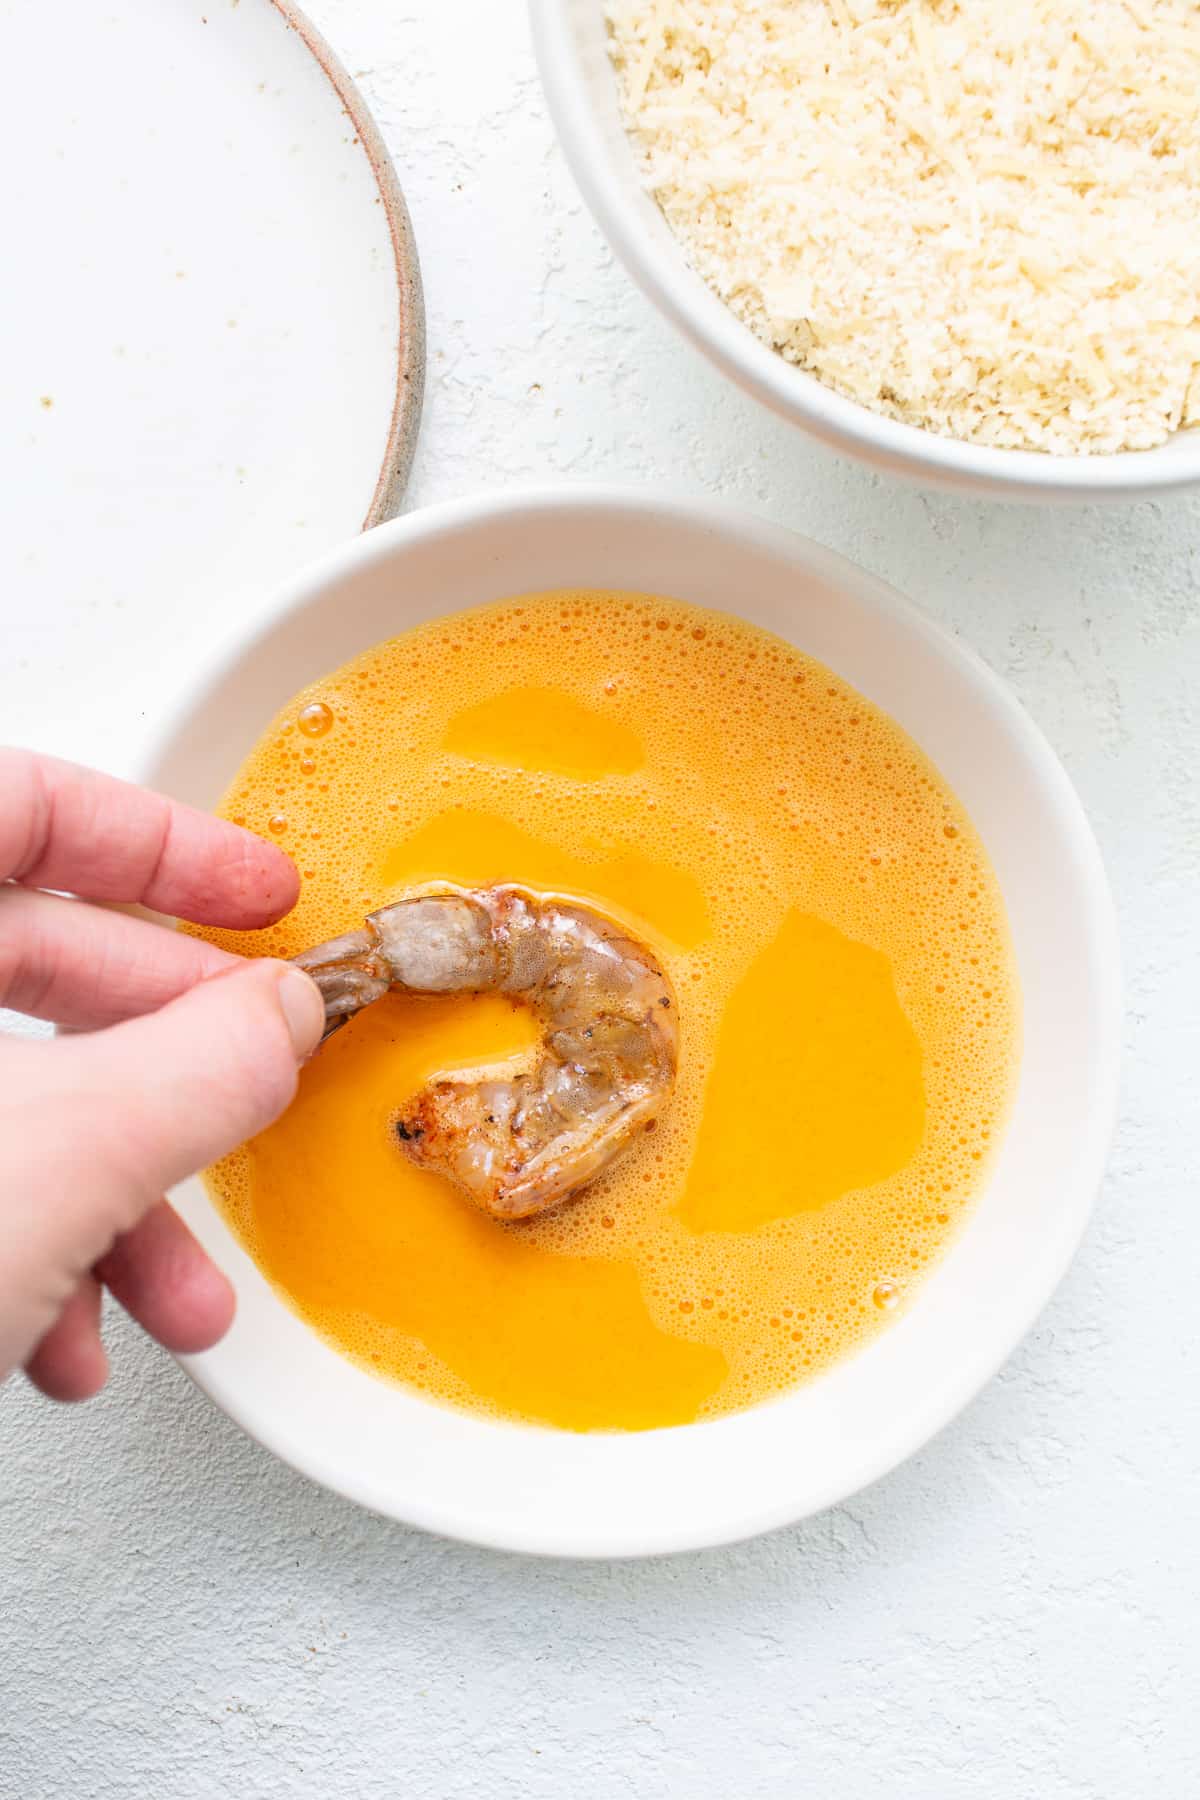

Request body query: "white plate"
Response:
[0, 0, 422, 770]
[143, 488, 1121, 1559]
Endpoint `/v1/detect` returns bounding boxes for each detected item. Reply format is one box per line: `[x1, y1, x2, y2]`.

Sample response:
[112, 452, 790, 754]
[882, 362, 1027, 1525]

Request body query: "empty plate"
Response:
[0, 0, 423, 769]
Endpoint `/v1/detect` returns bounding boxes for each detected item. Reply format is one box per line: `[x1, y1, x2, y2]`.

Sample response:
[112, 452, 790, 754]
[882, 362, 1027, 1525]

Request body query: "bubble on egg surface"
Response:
[298, 700, 334, 738]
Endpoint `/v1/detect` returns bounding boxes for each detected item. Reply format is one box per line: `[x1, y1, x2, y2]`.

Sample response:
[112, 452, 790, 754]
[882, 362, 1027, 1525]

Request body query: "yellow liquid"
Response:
[200, 591, 1017, 1431]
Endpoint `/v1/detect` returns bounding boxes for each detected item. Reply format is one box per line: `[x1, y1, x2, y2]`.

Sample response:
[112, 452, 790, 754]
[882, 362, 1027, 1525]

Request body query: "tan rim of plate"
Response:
[272, 0, 425, 528]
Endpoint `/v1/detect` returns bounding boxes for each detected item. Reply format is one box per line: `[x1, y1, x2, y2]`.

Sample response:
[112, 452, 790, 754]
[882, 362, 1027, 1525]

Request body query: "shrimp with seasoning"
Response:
[292, 885, 678, 1220]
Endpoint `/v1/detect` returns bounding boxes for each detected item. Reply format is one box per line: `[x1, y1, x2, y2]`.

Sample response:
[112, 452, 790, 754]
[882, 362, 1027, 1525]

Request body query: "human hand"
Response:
[0, 749, 325, 1400]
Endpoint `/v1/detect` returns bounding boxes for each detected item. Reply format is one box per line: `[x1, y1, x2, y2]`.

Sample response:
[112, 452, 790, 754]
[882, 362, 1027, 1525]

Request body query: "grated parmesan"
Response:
[606, 0, 1200, 454]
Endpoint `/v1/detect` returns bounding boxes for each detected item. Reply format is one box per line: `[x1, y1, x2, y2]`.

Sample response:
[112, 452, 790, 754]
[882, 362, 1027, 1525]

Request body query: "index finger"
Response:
[0, 748, 299, 927]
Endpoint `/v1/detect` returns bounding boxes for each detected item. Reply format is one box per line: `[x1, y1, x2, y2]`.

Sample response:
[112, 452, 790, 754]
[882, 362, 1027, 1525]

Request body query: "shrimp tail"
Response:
[293, 927, 392, 1040]
[295, 896, 498, 1040]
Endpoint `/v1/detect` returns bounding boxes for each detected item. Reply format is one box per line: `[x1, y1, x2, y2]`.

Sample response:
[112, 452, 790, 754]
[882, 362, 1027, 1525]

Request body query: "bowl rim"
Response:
[142, 485, 1123, 1557]
[529, 0, 1200, 501]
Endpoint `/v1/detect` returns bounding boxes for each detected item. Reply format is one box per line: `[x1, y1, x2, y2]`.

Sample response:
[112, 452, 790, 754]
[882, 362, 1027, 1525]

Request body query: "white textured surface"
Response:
[1, 2, 1198, 1794]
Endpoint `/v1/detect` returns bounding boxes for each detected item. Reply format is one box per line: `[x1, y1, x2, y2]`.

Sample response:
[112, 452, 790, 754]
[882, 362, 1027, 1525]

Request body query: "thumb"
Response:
[2, 960, 323, 1366]
[68, 958, 325, 1204]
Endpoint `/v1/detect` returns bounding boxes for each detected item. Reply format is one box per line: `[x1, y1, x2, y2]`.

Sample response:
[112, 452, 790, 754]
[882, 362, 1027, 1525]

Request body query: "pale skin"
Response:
[0, 749, 325, 1401]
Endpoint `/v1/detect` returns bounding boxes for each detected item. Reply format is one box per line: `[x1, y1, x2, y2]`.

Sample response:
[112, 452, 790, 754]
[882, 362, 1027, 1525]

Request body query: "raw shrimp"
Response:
[293, 886, 678, 1219]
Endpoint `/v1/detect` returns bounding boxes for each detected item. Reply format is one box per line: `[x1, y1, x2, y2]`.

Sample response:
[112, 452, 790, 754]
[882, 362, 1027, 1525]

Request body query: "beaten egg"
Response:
[199, 591, 1018, 1431]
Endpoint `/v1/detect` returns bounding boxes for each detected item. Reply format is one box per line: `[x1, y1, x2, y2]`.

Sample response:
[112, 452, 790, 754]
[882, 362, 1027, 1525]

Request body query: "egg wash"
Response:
[199, 591, 1018, 1432]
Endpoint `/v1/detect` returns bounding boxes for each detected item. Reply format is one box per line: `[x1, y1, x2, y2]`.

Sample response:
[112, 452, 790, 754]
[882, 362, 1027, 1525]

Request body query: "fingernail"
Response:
[276, 965, 326, 1060]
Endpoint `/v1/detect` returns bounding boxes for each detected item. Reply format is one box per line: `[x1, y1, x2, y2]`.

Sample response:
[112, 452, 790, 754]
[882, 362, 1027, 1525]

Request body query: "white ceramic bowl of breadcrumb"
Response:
[532, 0, 1200, 500]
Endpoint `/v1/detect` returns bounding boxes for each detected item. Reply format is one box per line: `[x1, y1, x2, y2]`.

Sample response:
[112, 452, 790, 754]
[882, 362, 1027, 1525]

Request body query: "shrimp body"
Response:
[293, 886, 678, 1219]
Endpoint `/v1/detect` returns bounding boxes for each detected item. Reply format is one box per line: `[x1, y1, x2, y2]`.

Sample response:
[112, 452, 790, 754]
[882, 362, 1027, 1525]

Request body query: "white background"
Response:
[2, 2, 1199, 1795]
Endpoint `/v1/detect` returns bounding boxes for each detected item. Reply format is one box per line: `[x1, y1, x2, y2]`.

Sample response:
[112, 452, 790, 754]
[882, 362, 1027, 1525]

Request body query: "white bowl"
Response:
[531, 0, 1200, 502]
[142, 488, 1120, 1557]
